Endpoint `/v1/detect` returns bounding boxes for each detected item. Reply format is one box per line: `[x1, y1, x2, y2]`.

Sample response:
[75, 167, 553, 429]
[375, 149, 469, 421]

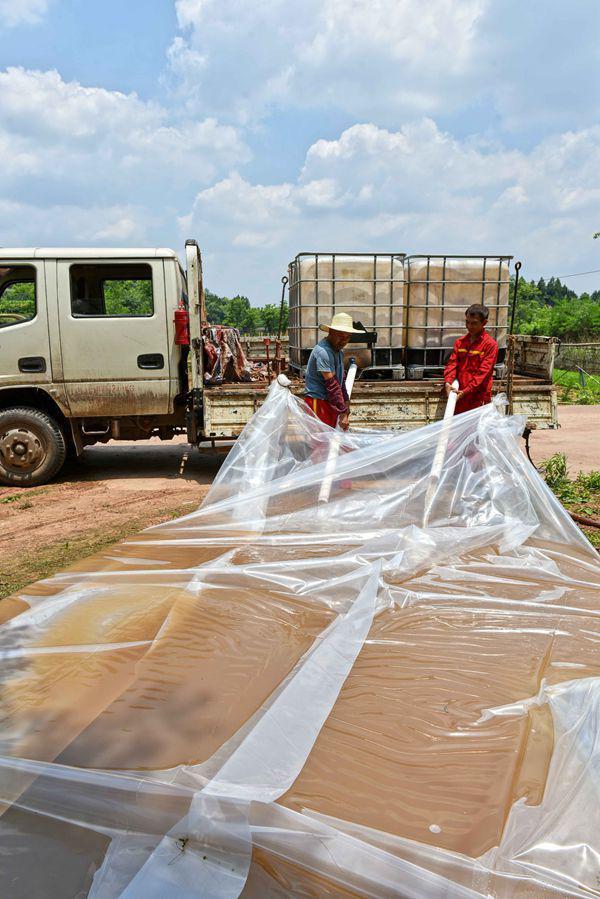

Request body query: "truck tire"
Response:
[0, 407, 67, 487]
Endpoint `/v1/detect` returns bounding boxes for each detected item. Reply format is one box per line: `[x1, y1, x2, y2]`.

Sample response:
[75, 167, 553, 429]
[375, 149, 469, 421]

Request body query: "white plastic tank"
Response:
[287, 253, 512, 373]
[288, 253, 405, 369]
[405, 257, 510, 351]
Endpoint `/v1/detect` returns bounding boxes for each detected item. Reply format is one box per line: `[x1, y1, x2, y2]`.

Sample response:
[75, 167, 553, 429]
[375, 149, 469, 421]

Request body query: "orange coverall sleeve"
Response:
[461, 340, 499, 396]
[443, 341, 459, 384]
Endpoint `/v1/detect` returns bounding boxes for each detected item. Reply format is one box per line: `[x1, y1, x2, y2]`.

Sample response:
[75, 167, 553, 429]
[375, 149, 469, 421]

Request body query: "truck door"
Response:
[185, 239, 204, 393]
[0, 259, 52, 387]
[56, 257, 172, 417]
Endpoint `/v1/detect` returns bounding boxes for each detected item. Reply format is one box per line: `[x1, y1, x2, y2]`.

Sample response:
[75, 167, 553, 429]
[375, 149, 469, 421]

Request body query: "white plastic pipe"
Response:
[343, 360, 358, 397]
[423, 379, 459, 526]
[318, 361, 358, 504]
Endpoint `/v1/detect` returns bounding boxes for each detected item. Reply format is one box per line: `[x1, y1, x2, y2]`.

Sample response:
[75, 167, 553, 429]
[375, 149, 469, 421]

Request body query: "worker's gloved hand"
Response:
[325, 376, 348, 415]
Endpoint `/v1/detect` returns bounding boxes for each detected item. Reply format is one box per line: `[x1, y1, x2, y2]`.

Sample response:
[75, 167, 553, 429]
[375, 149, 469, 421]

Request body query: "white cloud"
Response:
[297, 179, 344, 208]
[471, 2, 600, 131]
[0, 65, 250, 248]
[185, 119, 600, 299]
[0, 0, 50, 27]
[174, 0, 210, 29]
[0, 67, 247, 187]
[0, 5, 596, 308]
[0, 199, 150, 246]
[191, 172, 297, 250]
[167, 0, 598, 133]
[0, 64, 252, 254]
[0, 131, 39, 175]
[93, 216, 139, 241]
[168, 0, 484, 121]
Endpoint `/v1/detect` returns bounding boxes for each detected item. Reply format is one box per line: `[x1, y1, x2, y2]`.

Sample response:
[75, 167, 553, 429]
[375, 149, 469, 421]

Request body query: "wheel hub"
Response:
[0, 426, 45, 472]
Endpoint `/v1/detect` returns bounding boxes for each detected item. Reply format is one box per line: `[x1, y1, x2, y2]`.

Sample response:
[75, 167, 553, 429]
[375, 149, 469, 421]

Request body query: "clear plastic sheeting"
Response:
[0, 379, 599, 898]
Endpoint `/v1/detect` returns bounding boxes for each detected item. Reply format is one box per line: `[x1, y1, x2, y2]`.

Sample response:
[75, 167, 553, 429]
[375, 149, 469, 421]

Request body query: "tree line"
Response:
[512, 276, 599, 342]
[2, 275, 597, 342]
[207, 276, 599, 342]
[205, 290, 289, 334]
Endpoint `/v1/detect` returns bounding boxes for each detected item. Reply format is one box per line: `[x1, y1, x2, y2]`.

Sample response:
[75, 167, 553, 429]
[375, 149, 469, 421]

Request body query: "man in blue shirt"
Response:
[304, 313, 363, 430]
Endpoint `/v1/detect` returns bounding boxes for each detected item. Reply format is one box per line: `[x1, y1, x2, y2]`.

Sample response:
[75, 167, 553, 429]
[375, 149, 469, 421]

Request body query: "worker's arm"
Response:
[460, 341, 499, 396]
[322, 370, 350, 430]
[443, 342, 459, 397]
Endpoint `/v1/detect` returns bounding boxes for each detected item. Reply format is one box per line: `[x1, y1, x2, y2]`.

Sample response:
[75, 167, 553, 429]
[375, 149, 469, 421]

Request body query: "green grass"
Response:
[553, 368, 600, 404]
[0, 487, 50, 504]
[542, 453, 600, 549]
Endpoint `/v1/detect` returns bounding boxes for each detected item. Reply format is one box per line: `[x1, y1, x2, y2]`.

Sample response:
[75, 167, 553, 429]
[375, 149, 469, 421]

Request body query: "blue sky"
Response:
[0, 0, 598, 303]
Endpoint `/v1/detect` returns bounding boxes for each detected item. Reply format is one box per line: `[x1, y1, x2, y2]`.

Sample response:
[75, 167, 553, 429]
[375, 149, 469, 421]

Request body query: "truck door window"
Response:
[0, 266, 36, 328]
[70, 263, 153, 317]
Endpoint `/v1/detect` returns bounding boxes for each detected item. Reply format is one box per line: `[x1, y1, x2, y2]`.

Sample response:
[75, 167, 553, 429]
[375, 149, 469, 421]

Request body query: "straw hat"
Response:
[319, 312, 365, 334]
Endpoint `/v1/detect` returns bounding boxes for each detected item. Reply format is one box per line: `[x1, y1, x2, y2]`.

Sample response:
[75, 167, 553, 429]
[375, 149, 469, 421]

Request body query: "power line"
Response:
[520, 266, 600, 281]
[550, 268, 600, 280]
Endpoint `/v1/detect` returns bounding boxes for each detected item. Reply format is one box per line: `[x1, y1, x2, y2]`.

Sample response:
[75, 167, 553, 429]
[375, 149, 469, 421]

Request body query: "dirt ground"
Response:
[1, 406, 598, 600]
[527, 405, 600, 473]
[0, 437, 225, 599]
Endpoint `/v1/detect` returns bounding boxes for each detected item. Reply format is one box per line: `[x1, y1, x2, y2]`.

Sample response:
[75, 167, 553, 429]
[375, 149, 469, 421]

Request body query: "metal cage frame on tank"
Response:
[403, 254, 513, 379]
[287, 252, 406, 378]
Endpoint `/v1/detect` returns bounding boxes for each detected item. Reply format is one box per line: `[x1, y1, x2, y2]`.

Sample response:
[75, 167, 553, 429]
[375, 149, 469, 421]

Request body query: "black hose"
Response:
[509, 261, 521, 334]
[277, 276, 288, 340]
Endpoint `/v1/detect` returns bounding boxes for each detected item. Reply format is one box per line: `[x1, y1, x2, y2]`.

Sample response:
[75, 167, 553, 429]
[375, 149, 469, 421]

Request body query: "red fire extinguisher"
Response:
[174, 301, 190, 346]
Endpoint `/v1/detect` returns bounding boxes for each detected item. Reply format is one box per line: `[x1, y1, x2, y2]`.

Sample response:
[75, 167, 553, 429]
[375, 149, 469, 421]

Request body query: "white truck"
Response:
[0, 240, 558, 487]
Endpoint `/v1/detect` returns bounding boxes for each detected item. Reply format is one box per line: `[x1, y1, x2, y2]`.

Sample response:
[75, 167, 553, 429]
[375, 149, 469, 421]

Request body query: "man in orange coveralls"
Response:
[444, 304, 499, 414]
[304, 312, 364, 429]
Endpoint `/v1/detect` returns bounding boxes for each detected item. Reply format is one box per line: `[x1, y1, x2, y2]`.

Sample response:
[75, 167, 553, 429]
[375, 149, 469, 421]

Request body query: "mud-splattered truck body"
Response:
[0, 241, 557, 486]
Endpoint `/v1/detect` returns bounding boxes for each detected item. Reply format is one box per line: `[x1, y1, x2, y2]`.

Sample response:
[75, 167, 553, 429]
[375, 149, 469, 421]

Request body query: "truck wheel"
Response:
[0, 407, 67, 487]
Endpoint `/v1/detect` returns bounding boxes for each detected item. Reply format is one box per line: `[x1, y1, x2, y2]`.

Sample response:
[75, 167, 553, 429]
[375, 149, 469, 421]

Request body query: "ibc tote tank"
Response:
[404, 255, 511, 375]
[287, 253, 406, 372]
[287, 252, 511, 377]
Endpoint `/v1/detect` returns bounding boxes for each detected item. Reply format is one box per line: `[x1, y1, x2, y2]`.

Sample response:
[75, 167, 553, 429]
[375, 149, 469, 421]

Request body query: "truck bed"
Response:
[202, 376, 558, 436]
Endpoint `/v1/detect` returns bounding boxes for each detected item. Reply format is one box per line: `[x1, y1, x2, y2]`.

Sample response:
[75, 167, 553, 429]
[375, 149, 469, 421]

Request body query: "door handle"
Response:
[137, 353, 164, 370]
[18, 356, 47, 373]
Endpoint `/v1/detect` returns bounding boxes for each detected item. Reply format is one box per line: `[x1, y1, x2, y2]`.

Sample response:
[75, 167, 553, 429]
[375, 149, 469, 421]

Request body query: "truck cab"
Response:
[0, 244, 200, 486]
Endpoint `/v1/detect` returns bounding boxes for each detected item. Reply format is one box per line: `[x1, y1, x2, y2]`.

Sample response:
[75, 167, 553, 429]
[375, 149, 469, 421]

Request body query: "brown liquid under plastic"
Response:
[1, 526, 599, 896]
